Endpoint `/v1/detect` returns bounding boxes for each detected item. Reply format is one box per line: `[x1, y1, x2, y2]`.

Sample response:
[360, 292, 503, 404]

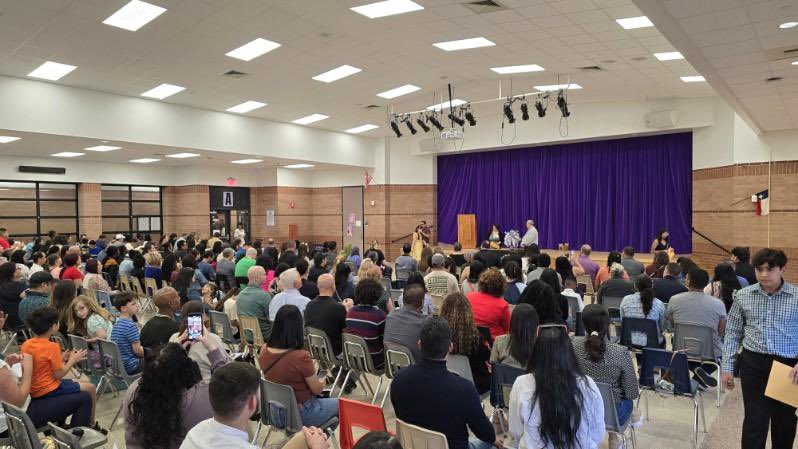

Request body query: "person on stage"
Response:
[521, 219, 538, 247]
[488, 224, 503, 249]
[650, 228, 670, 253]
[410, 224, 425, 261]
[418, 221, 431, 245]
[722, 248, 798, 449]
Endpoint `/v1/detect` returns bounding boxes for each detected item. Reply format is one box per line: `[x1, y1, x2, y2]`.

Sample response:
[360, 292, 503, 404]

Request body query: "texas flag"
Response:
[752, 189, 769, 216]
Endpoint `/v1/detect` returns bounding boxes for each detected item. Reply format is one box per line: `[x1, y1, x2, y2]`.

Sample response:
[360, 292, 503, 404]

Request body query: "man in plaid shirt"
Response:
[722, 248, 798, 449]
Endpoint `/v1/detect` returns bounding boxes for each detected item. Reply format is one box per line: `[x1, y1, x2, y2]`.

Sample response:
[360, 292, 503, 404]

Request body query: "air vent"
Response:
[764, 46, 798, 62]
[462, 0, 507, 14]
[221, 70, 248, 79]
[630, 56, 647, 61]
[363, 104, 381, 110]
[766, 76, 783, 82]
[578, 66, 602, 72]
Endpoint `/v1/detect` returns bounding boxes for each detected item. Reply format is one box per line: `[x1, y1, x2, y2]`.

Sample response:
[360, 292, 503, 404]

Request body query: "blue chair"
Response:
[489, 363, 525, 433]
[619, 318, 661, 352]
[94, 290, 119, 317]
[596, 382, 636, 449]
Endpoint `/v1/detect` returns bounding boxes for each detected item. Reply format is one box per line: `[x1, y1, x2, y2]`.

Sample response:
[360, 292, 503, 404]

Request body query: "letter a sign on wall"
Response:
[222, 191, 234, 207]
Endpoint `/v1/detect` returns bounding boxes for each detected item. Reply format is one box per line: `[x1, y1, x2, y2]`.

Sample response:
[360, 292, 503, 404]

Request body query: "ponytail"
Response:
[581, 304, 610, 362]
[584, 332, 606, 362]
[636, 275, 654, 316]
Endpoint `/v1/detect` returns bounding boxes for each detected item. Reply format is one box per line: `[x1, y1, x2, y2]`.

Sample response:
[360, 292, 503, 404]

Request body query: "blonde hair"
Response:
[67, 295, 112, 337]
[357, 259, 375, 280]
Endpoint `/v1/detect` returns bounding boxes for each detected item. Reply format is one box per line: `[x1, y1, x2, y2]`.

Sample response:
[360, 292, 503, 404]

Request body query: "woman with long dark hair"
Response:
[0, 262, 27, 329]
[539, 269, 570, 322]
[334, 262, 354, 301]
[124, 333, 228, 449]
[619, 275, 666, 347]
[650, 228, 670, 253]
[440, 292, 491, 394]
[518, 280, 562, 325]
[490, 303, 538, 369]
[554, 256, 574, 285]
[172, 267, 204, 304]
[461, 260, 484, 296]
[51, 279, 77, 335]
[10, 250, 29, 281]
[644, 251, 669, 279]
[508, 324, 605, 449]
[161, 253, 180, 286]
[572, 305, 641, 447]
[705, 262, 742, 312]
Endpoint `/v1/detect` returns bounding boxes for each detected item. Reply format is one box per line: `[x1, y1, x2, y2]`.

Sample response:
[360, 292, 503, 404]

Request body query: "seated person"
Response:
[296, 259, 320, 300]
[110, 292, 145, 374]
[467, 269, 511, 339]
[384, 285, 428, 362]
[170, 301, 230, 380]
[490, 303, 538, 369]
[619, 276, 666, 347]
[596, 264, 635, 305]
[236, 266, 273, 340]
[67, 295, 114, 341]
[19, 271, 54, 325]
[268, 268, 310, 321]
[391, 317, 498, 449]
[259, 305, 339, 429]
[652, 262, 688, 304]
[502, 261, 525, 305]
[140, 287, 181, 349]
[595, 252, 626, 287]
[398, 271, 434, 315]
[345, 279, 387, 369]
[304, 274, 352, 356]
[487, 224, 503, 248]
[440, 293, 491, 394]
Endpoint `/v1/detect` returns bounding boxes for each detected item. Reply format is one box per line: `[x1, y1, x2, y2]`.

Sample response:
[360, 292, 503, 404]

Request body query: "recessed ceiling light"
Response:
[345, 124, 379, 134]
[141, 83, 185, 99]
[351, 0, 424, 18]
[225, 38, 282, 61]
[490, 64, 546, 74]
[654, 51, 684, 61]
[27, 61, 77, 81]
[292, 114, 329, 125]
[165, 153, 200, 158]
[534, 83, 583, 91]
[52, 152, 84, 158]
[226, 101, 267, 114]
[426, 99, 467, 111]
[377, 84, 421, 99]
[792, 60, 798, 66]
[102, 0, 166, 32]
[284, 164, 315, 169]
[130, 158, 160, 163]
[231, 159, 263, 164]
[84, 145, 121, 152]
[616, 16, 654, 29]
[312, 65, 362, 83]
[0, 136, 21, 143]
[433, 37, 495, 51]
[779, 21, 798, 29]
[680, 75, 706, 83]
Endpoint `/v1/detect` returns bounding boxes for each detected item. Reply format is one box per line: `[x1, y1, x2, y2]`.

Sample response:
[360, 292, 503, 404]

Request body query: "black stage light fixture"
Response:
[535, 95, 547, 117]
[390, 118, 402, 138]
[520, 101, 530, 121]
[416, 115, 431, 132]
[503, 101, 515, 124]
[557, 89, 570, 117]
[464, 106, 476, 126]
[428, 113, 444, 131]
[448, 111, 465, 127]
[403, 116, 417, 135]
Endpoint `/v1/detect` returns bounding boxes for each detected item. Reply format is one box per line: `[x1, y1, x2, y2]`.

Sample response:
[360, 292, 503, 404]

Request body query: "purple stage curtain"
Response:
[436, 132, 692, 253]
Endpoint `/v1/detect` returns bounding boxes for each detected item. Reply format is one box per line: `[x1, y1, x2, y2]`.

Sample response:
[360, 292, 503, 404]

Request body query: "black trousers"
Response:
[739, 349, 798, 449]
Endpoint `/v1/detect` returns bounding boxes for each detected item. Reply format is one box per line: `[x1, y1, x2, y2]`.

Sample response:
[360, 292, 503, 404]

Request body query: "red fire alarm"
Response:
[290, 201, 295, 209]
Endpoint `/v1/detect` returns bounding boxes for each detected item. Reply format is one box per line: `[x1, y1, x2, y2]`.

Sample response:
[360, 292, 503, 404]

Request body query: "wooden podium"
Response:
[457, 214, 477, 249]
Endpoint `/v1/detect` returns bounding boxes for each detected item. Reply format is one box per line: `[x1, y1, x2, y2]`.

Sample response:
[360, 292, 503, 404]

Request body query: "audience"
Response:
[269, 268, 311, 321]
[345, 278, 387, 369]
[19, 271, 54, 325]
[278, 240, 299, 267]
[490, 303, 538, 369]
[363, 266, 393, 313]
[234, 248, 258, 288]
[652, 262, 688, 304]
[144, 252, 163, 288]
[29, 252, 46, 275]
[308, 252, 328, 284]
[554, 256, 574, 287]
[11, 250, 29, 281]
[424, 253, 460, 298]
[539, 269, 570, 323]
[704, 262, 743, 312]
[296, 259, 320, 299]
[596, 263, 635, 306]
[644, 251, 669, 279]
[161, 254, 180, 287]
[440, 293, 491, 394]
[527, 253, 558, 284]
[334, 262, 355, 301]
[67, 295, 114, 340]
[236, 266, 273, 340]
[83, 259, 113, 293]
[620, 246, 644, 278]
[518, 280, 562, 325]
[571, 244, 600, 284]
[173, 265, 208, 305]
[141, 287, 181, 349]
[397, 272, 434, 315]
[502, 261, 525, 305]
[384, 284, 428, 362]
[466, 269, 510, 339]
[730, 246, 756, 286]
[48, 253, 63, 278]
[561, 276, 585, 313]
[595, 252, 626, 286]
[110, 291, 145, 374]
[50, 279, 77, 335]
[395, 243, 418, 287]
[305, 274, 352, 356]
[214, 248, 235, 290]
[619, 276, 666, 347]
[0, 262, 26, 329]
[171, 301, 231, 380]
[461, 260, 484, 296]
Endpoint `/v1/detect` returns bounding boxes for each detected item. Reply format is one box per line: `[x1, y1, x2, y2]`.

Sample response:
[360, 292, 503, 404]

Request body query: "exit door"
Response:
[342, 186, 364, 251]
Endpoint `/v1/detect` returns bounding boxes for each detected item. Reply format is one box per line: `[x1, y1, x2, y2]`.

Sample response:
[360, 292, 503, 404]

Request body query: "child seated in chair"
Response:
[109, 291, 144, 375]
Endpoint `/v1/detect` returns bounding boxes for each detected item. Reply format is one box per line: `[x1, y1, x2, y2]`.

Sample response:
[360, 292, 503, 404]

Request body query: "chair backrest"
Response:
[602, 295, 623, 311]
[620, 317, 661, 350]
[144, 277, 159, 297]
[577, 275, 595, 295]
[574, 311, 585, 337]
[639, 348, 694, 396]
[566, 296, 580, 323]
[262, 378, 304, 434]
[51, 332, 68, 351]
[395, 418, 449, 449]
[48, 422, 83, 449]
[208, 310, 238, 344]
[97, 338, 134, 381]
[342, 333, 383, 375]
[389, 289, 402, 303]
[380, 277, 393, 291]
[384, 341, 415, 379]
[430, 294, 444, 315]
[239, 315, 264, 346]
[673, 322, 717, 361]
[306, 327, 340, 370]
[118, 274, 131, 292]
[83, 288, 97, 301]
[595, 382, 622, 432]
[3, 402, 42, 449]
[94, 290, 119, 317]
[446, 354, 474, 384]
[128, 276, 145, 299]
[339, 398, 388, 449]
[489, 362, 524, 408]
[68, 334, 96, 375]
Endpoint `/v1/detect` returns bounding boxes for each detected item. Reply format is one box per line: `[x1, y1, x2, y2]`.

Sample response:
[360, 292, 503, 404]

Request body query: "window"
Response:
[0, 181, 79, 240]
[101, 185, 162, 242]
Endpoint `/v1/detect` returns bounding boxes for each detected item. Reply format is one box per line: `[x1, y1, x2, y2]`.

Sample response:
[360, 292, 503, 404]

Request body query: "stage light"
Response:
[503, 101, 515, 124]
[448, 111, 465, 127]
[428, 113, 444, 131]
[403, 116, 417, 135]
[465, 108, 476, 126]
[416, 115, 431, 132]
[520, 101, 530, 121]
[535, 94, 547, 117]
[390, 118, 402, 137]
[557, 90, 570, 117]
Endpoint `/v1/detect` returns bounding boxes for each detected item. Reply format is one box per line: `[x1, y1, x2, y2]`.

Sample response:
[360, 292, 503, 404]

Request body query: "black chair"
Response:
[489, 363, 524, 433]
[476, 326, 493, 346]
[619, 317, 661, 352]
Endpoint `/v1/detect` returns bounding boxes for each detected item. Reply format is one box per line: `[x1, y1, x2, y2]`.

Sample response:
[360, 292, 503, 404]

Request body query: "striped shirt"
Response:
[111, 318, 141, 374]
[721, 281, 798, 372]
[345, 305, 386, 369]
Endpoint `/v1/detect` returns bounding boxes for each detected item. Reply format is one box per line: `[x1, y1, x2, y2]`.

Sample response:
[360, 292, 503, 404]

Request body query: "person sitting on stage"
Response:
[487, 224, 503, 249]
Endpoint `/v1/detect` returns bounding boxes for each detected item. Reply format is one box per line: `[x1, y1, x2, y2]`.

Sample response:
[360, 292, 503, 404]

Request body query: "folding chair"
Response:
[208, 310, 240, 352]
[117, 274, 131, 292]
[381, 342, 415, 408]
[96, 339, 143, 430]
[601, 296, 624, 321]
[389, 289, 402, 307]
[93, 290, 119, 317]
[446, 354, 474, 383]
[489, 363, 524, 433]
[339, 398, 388, 449]
[596, 382, 636, 449]
[306, 327, 344, 397]
[395, 418, 449, 449]
[380, 277, 392, 292]
[566, 295, 580, 333]
[619, 318, 662, 352]
[68, 335, 105, 384]
[673, 323, 722, 407]
[129, 276, 154, 313]
[341, 333, 385, 403]
[48, 422, 108, 449]
[576, 275, 595, 303]
[4, 402, 106, 449]
[430, 294, 444, 316]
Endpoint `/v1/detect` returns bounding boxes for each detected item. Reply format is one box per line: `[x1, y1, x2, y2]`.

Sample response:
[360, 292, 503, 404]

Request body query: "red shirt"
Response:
[60, 266, 83, 282]
[0, 237, 9, 250]
[467, 291, 510, 339]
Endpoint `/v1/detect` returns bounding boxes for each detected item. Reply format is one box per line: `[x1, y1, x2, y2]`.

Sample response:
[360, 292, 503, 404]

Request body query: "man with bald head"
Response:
[268, 268, 310, 320]
[572, 243, 600, 283]
[235, 265, 273, 340]
[140, 286, 181, 348]
[384, 284, 428, 362]
[304, 273, 353, 356]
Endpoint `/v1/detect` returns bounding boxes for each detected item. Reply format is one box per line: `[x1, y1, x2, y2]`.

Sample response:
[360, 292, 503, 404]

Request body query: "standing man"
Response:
[521, 219, 538, 248]
[722, 248, 798, 449]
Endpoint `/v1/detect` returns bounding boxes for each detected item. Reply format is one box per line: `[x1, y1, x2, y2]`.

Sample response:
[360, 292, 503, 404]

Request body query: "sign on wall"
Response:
[266, 208, 275, 227]
[222, 191, 234, 207]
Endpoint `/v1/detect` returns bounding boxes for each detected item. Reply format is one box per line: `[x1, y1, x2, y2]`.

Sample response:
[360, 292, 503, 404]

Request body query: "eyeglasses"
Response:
[536, 323, 568, 337]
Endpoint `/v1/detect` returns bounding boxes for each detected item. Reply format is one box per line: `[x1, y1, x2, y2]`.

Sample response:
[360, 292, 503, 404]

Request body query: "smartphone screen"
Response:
[187, 314, 203, 340]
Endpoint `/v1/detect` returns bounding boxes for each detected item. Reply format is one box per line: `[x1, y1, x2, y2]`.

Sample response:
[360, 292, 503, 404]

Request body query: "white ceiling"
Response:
[634, 0, 798, 131]
[0, 0, 717, 137]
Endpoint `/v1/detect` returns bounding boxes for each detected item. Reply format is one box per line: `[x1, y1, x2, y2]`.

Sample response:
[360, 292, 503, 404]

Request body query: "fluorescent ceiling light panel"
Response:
[226, 101, 267, 114]
[433, 37, 495, 51]
[312, 65, 362, 83]
[534, 83, 583, 91]
[231, 159, 263, 164]
[654, 51, 684, 61]
[490, 64, 545, 74]
[284, 164, 315, 169]
[792, 60, 798, 65]
[680, 75, 705, 83]
[616, 16, 654, 29]
[345, 124, 379, 134]
[141, 83, 185, 99]
[0, 136, 21, 143]
[165, 153, 200, 158]
[27, 61, 77, 81]
[292, 114, 329, 125]
[102, 0, 166, 31]
[51, 152, 84, 158]
[130, 158, 160, 163]
[779, 21, 798, 29]
[351, 0, 424, 18]
[377, 84, 421, 99]
[426, 99, 467, 111]
[84, 145, 121, 152]
[225, 38, 282, 61]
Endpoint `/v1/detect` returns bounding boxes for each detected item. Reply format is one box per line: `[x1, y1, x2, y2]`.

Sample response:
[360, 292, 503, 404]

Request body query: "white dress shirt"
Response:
[521, 226, 539, 246]
[180, 418, 257, 449]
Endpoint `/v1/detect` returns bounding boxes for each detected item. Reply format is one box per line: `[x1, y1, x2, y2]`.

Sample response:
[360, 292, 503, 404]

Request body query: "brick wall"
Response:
[162, 185, 210, 237]
[77, 184, 102, 239]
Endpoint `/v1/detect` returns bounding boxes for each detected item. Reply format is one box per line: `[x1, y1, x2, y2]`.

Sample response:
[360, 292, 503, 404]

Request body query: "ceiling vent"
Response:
[765, 46, 798, 62]
[462, 0, 507, 14]
[363, 104, 381, 110]
[766, 76, 783, 83]
[578, 65, 603, 72]
[221, 70, 248, 79]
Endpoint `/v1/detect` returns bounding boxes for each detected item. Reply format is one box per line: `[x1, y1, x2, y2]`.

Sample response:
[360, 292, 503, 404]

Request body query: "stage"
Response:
[436, 244, 683, 266]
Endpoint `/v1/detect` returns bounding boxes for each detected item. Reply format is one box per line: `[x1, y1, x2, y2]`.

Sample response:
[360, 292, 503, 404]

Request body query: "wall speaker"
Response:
[644, 110, 677, 129]
[18, 166, 66, 175]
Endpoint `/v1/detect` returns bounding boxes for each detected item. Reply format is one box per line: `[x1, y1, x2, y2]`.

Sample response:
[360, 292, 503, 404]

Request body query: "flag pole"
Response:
[768, 149, 772, 247]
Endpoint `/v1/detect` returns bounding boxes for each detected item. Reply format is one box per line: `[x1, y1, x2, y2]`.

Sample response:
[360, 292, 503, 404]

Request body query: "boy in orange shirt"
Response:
[21, 306, 98, 425]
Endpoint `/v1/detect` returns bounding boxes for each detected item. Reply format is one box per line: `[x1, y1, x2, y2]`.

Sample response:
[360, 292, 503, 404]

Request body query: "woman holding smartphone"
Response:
[168, 301, 230, 380]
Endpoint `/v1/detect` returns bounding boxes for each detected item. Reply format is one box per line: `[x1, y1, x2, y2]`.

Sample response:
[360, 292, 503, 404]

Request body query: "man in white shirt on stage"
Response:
[521, 219, 538, 247]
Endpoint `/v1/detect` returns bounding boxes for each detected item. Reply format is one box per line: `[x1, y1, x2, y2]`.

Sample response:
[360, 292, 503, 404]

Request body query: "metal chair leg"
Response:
[329, 367, 343, 398]
[699, 394, 707, 432]
[109, 402, 123, 430]
[380, 384, 391, 409]
[360, 374, 374, 397]
[630, 426, 637, 449]
[370, 377, 384, 405]
[338, 370, 353, 398]
[692, 397, 699, 449]
[252, 421, 262, 444]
